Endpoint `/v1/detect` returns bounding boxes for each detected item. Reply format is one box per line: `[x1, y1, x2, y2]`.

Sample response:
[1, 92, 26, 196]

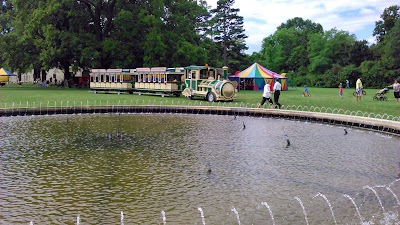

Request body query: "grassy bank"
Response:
[0, 84, 399, 117]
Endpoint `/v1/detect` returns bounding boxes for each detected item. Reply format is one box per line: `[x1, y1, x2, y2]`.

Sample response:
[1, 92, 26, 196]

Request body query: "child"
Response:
[339, 83, 343, 98]
[302, 85, 309, 97]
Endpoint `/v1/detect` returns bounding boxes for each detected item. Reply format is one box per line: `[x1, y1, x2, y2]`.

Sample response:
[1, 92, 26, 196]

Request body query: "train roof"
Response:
[185, 65, 210, 70]
[184, 65, 222, 71]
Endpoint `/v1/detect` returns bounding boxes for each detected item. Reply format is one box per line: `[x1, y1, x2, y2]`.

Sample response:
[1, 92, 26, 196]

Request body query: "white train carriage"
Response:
[134, 67, 184, 97]
[90, 69, 135, 94]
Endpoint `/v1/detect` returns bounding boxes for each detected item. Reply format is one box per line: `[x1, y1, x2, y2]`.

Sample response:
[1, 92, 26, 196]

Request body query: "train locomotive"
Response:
[89, 65, 237, 102]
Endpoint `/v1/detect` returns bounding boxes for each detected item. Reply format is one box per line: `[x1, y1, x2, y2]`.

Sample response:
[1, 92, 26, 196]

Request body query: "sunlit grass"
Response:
[0, 84, 399, 117]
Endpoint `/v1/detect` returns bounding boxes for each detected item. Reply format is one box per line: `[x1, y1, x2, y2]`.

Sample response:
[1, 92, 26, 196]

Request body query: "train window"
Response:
[100, 75, 103, 82]
[110, 75, 114, 82]
[105, 75, 109, 82]
[90, 76, 94, 82]
[200, 69, 208, 79]
[167, 74, 181, 82]
[95, 76, 99, 82]
[116, 75, 120, 83]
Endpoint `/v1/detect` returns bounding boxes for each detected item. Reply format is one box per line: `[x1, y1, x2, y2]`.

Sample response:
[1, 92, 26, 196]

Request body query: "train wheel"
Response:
[207, 92, 216, 102]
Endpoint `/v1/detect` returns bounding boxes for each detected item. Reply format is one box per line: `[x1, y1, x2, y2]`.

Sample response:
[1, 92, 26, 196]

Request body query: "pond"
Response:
[0, 114, 399, 224]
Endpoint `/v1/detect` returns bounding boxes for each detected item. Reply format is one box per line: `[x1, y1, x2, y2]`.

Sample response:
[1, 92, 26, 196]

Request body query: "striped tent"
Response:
[0, 68, 16, 83]
[229, 63, 287, 91]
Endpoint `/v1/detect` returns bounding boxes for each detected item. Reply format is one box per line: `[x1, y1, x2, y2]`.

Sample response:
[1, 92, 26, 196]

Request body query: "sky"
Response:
[206, 0, 399, 53]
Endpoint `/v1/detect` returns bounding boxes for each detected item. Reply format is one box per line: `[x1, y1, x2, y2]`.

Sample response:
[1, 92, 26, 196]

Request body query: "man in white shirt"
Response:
[257, 81, 273, 108]
[273, 79, 282, 108]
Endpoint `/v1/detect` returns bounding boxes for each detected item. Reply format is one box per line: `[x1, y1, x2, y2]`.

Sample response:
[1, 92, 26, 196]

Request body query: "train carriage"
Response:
[134, 67, 184, 97]
[90, 69, 135, 94]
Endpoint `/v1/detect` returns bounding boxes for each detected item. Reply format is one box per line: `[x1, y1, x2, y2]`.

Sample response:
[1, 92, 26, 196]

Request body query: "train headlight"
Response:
[221, 82, 235, 98]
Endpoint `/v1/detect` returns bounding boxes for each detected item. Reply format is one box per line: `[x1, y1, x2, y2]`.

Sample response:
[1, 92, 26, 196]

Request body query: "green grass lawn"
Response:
[0, 84, 399, 117]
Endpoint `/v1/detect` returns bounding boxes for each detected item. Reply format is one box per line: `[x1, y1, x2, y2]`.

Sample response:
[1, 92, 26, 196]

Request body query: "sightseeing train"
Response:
[89, 65, 237, 102]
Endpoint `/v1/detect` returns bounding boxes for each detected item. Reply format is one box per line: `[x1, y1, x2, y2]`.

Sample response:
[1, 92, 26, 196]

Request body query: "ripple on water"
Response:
[0, 114, 399, 224]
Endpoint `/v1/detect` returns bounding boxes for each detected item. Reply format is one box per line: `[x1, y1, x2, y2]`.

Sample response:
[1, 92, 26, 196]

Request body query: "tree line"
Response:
[0, 0, 248, 81]
[250, 5, 400, 88]
[0, 1, 399, 88]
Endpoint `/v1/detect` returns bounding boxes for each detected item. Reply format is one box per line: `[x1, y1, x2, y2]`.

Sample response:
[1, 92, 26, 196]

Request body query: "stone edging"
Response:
[0, 105, 399, 135]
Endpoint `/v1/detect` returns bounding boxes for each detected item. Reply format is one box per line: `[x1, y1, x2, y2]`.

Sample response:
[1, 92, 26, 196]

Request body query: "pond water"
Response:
[0, 114, 399, 225]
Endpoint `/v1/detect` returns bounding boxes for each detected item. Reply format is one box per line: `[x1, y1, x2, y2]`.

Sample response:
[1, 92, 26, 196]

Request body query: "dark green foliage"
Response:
[210, 0, 248, 71]
[1, 1, 399, 88]
[253, 5, 400, 88]
[373, 5, 399, 43]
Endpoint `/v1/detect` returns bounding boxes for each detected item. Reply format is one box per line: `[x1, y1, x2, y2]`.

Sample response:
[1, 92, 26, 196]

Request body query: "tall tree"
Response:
[277, 17, 323, 43]
[0, 0, 43, 79]
[348, 40, 374, 67]
[211, 0, 248, 70]
[373, 5, 400, 43]
[257, 17, 323, 75]
[79, 0, 118, 68]
[382, 19, 400, 75]
[161, 0, 209, 66]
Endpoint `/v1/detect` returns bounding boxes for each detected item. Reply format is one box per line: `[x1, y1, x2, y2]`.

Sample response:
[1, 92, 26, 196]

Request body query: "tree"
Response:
[78, 0, 118, 68]
[257, 18, 324, 75]
[161, 0, 210, 66]
[381, 19, 400, 77]
[1, 0, 249, 79]
[369, 5, 400, 85]
[373, 5, 400, 43]
[348, 40, 374, 67]
[259, 35, 285, 72]
[0, 0, 43, 79]
[211, 0, 248, 70]
[307, 32, 330, 75]
[277, 17, 323, 45]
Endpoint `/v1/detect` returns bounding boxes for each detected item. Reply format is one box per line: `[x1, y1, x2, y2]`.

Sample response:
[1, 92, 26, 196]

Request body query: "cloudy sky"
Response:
[206, 0, 399, 53]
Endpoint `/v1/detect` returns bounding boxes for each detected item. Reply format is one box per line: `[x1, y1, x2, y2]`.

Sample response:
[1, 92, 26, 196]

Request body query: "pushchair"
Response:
[373, 87, 389, 101]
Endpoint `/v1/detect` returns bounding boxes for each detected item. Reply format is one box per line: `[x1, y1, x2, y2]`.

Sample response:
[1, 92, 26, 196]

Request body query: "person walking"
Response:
[273, 79, 282, 108]
[391, 80, 400, 102]
[346, 79, 349, 88]
[339, 83, 343, 98]
[355, 77, 363, 102]
[257, 80, 273, 108]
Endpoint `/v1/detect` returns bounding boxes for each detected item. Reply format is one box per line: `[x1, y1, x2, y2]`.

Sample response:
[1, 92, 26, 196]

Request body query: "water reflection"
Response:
[0, 114, 399, 224]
